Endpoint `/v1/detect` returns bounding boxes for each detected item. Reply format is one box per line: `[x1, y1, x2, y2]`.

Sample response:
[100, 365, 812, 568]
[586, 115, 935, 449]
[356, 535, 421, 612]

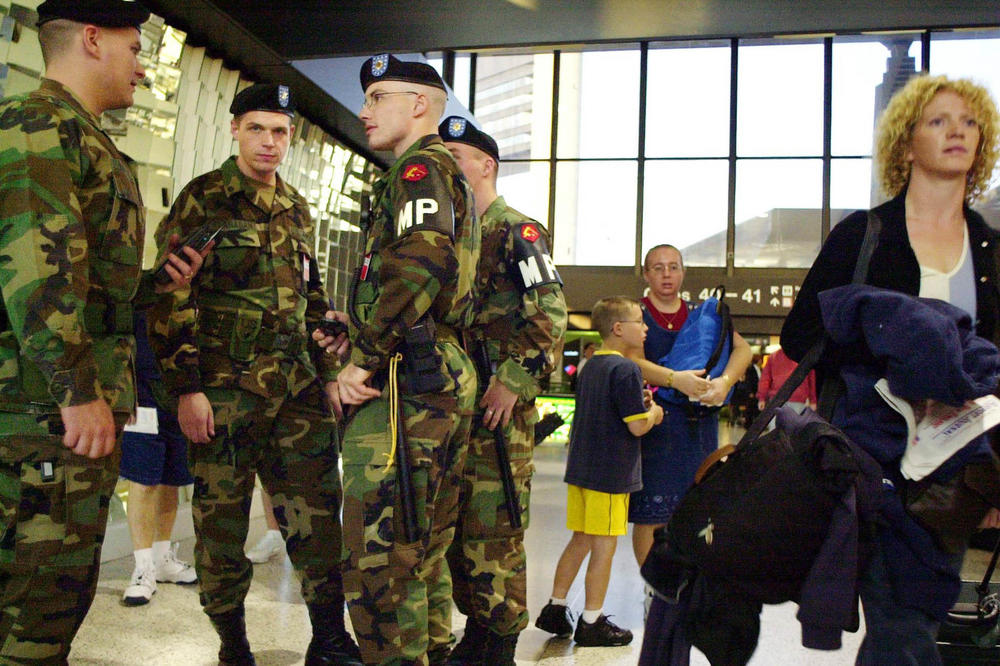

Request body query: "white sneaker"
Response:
[156, 543, 198, 584]
[245, 530, 284, 564]
[123, 566, 157, 606]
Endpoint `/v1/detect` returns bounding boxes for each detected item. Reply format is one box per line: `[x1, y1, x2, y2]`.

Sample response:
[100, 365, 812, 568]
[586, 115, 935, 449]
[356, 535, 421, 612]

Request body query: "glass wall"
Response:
[643, 41, 730, 265]
[475, 53, 553, 226]
[454, 28, 1000, 269]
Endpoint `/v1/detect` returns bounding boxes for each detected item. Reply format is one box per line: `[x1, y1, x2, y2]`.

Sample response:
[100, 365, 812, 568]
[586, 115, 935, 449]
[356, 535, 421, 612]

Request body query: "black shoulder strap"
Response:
[704, 285, 733, 373]
[737, 211, 882, 447]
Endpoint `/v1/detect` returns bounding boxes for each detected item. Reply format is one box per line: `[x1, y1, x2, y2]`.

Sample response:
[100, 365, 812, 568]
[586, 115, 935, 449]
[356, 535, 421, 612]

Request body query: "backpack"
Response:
[657, 285, 734, 412]
[646, 404, 881, 601]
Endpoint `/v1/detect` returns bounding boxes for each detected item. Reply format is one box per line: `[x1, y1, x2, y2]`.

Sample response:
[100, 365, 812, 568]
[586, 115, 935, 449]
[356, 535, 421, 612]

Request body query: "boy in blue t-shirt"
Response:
[535, 296, 663, 646]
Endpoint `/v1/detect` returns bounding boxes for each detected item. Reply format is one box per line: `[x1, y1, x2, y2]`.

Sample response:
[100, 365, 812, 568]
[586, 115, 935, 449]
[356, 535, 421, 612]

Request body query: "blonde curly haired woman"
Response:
[783, 74, 1000, 665]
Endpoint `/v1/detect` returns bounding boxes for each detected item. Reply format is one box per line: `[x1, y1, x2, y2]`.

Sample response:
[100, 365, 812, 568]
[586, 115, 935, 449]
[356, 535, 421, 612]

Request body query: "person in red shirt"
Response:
[757, 347, 817, 416]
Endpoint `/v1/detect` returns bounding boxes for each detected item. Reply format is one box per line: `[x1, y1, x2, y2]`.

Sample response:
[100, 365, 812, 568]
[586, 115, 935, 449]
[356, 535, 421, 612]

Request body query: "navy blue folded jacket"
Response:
[817, 284, 1000, 618]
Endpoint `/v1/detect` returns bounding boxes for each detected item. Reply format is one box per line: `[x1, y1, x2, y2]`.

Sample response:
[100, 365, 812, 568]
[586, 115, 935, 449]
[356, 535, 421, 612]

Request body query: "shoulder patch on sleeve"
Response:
[402, 163, 429, 182]
[520, 223, 541, 243]
[393, 156, 454, 239]
[510, 222, 562, 292]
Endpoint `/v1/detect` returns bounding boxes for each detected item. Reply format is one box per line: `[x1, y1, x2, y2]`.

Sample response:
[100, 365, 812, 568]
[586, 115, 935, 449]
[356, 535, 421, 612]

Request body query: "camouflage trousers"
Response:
[341, 342, 476, 666]
[446, 400, 534, 638]
[191, 380, 344, 617]
[0, 411, 126, 664]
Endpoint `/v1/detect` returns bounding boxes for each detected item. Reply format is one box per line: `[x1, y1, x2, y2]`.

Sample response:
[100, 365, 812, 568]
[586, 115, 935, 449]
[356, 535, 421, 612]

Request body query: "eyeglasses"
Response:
[362, 91, 419, 109]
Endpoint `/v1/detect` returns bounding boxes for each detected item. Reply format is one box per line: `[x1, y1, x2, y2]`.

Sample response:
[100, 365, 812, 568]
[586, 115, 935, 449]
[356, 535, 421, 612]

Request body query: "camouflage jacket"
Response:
[349, 135, 479, 372]
[472, 196, 567, 400]
[0, 79, 147, 421]
[149, 156, 336, 399]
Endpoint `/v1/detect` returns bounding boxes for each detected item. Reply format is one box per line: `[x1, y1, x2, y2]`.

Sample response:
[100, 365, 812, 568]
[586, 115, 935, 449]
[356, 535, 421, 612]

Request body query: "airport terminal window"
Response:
[553, 160, 637, 266]
[831, 37, 921, 159]
[452, 53, 472, 108]
[556, 48, 640, 159]
[498, 160, 550, 225]
[830, 157, 874, 224]
[736, 41, 824, 158]
[642, 159, 729, 266]
[450, 28, 1000, 270]
[734, 158, 823, 268]
[733, 40, 823, 267]
[474, 53, 553, 161]
[645, 41, 730, 158]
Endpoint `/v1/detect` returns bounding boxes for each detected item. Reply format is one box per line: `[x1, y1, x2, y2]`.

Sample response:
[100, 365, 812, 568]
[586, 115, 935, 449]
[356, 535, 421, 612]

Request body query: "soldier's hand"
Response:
[324, 380, 344, 420]
[337, 363, 380, 405]
[178, 392, 215, 443]
[155, 233, 213, 294]
[481, 376, 518, 431]
[313, 310, 350, 361]
[61, 399, 117, 458]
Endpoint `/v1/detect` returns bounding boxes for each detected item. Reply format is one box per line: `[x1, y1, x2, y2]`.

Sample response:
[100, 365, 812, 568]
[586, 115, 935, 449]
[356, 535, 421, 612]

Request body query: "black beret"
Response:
[360, 54, 446, 93]
[438, 116, 500, 163]
[36, 0, 149, 28]
[230, 83, 296, 117]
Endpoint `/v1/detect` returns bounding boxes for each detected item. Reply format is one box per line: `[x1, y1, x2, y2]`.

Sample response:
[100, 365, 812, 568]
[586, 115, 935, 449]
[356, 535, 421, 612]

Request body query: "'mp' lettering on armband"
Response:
[511, 222, 562, 291]
[394, 157, 455, 239]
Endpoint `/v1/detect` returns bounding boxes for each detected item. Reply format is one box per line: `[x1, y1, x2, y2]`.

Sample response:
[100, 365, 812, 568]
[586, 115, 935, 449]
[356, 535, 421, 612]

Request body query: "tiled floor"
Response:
[71, 427, 995, 665]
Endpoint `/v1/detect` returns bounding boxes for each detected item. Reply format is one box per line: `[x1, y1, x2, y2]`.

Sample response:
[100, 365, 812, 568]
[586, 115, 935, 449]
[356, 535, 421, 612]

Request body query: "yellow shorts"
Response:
[566, 484, 629, 536]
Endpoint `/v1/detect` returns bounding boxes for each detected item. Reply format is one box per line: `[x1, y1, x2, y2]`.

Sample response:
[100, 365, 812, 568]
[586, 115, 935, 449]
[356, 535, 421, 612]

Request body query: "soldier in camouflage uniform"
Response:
[334, 55, 480, 666]
[147, 84, 361, 666]
[437, 118, 567, 665]
[0, 1, 206, 662]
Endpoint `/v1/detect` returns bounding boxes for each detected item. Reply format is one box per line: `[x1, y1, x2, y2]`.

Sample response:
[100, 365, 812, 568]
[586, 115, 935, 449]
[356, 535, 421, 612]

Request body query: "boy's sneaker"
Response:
[123, 566, 157, 606]
[245, 530, 284, 564]
[573, 614, 633, 647]
[156, 543, 197, 584]
[535, 602, 574, 637]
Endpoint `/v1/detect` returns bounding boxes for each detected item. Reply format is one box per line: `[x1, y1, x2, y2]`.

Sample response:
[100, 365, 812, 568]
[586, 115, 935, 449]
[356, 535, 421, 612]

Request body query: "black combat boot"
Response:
[481, 631, 517, 666]
[445, 617, 488, 665]
[304, 601, 363, 666]
[208, 607, 255, 666]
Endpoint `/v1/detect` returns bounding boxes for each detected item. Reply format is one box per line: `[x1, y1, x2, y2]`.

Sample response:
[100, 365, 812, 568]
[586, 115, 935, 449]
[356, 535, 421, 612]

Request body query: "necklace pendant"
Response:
[667, 323, 673, 329]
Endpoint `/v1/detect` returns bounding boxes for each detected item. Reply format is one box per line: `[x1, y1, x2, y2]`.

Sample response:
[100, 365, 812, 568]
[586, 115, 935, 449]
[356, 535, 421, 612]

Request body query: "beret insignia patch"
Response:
[447, 117, 467, 138]
[278, 85, 290, 108]
[402, 164, 429, 182]
[372, 54, 389, 77]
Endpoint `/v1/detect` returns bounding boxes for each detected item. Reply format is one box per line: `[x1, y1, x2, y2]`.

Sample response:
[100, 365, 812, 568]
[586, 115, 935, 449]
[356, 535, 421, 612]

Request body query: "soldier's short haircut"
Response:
[426, 87, 448, 121]
[38, 19, 81, 66]
[591, 296, 639, 340]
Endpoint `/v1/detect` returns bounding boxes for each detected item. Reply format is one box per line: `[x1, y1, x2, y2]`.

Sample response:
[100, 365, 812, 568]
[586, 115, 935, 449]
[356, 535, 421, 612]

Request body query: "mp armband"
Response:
[510, 222, 562, 292]
[394, 159, 455, 239]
